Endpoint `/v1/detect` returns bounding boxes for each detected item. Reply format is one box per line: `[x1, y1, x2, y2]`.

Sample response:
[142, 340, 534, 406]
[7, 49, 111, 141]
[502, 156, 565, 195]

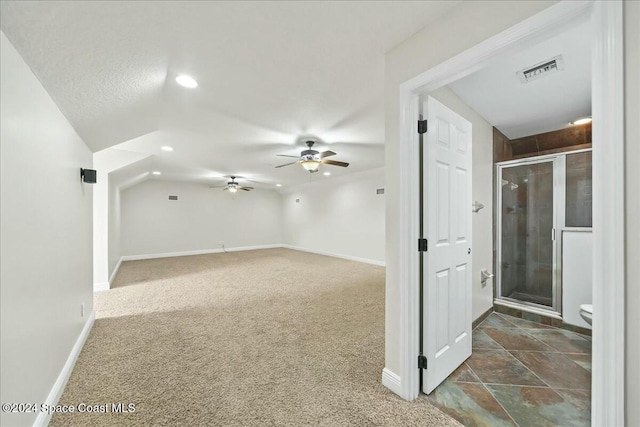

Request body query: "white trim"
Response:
[93, 282, 110, 292]
[381, 368, 402, 396]
[591, 1, 625, 425]
[394, 3, 624, 422]
[120, 244, 283, 261]
[108, 257, 122, 285]
[282, 245, 385, 267]
[33, 311, 95, 427]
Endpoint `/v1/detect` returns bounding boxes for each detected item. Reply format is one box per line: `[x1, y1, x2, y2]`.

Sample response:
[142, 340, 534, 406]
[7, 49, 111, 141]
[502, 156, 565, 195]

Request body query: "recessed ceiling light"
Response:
[323, 172, 331, 176]
[276, 184, 282, 187]
[161, 146, 173, 152]
[571, 116, 592, 125]
[152, 171, 161, 175]
[175, 75, 198, 88]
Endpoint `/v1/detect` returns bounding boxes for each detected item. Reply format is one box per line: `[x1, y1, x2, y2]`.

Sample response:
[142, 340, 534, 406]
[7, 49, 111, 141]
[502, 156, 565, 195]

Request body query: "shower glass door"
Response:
[497, 158, 558, 312]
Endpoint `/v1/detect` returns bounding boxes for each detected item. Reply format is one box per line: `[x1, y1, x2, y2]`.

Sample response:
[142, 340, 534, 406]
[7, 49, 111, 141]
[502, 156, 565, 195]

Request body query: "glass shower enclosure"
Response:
[496, 150, 592, 315]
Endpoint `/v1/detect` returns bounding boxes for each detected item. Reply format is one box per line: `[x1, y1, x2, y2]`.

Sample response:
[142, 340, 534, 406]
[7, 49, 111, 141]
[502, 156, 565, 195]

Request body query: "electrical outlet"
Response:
[80, 303, 84, 318]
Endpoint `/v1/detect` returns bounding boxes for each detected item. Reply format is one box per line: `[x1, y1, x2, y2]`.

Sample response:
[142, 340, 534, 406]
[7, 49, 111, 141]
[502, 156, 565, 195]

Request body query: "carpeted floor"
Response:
[51, 248, 460, 426]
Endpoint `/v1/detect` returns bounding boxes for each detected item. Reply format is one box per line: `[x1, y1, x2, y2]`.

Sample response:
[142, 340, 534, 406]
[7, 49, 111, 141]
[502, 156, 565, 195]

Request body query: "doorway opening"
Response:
[395, 2, 624, 426]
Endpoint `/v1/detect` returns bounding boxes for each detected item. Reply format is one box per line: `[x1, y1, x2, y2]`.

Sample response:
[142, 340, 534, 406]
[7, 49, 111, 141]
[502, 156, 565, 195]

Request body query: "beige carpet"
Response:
[51, 248, 460, 426]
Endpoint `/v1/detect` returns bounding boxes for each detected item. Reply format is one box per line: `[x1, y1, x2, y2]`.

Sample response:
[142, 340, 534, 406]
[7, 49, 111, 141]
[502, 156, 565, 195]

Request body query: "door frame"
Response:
[395, 1, 624, 425]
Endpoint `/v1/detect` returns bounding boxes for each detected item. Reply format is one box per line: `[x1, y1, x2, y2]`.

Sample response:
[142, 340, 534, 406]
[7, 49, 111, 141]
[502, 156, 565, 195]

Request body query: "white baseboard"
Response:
[108, 257, 123, 286]
[120, 244, 283, 262]
[118, 244, 385, 267]
[33, 311, 95, 427]
[282, 245, 385, 267]
[381, 368, 402, 396]
[93, 282, 109, 292]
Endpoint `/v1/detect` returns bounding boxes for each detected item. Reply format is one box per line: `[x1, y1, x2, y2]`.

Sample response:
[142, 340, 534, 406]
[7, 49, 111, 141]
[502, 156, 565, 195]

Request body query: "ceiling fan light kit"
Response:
[300, 158, 321, 172]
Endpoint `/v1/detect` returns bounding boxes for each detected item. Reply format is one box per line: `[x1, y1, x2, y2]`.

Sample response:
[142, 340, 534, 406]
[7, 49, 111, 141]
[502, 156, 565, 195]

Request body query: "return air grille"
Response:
[517, 55, 564, 83]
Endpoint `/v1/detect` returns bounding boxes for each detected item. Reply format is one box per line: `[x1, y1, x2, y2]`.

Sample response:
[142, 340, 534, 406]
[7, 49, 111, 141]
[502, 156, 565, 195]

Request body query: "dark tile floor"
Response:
[427, 312, 591, 427]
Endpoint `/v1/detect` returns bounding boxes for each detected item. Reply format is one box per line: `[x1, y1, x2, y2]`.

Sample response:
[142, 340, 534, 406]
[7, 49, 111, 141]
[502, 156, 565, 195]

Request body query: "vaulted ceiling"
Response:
[1, 1, 459, 189]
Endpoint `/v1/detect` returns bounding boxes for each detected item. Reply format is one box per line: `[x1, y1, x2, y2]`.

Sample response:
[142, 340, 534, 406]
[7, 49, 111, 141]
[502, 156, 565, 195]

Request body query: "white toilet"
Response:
[579, 304, 593, 325]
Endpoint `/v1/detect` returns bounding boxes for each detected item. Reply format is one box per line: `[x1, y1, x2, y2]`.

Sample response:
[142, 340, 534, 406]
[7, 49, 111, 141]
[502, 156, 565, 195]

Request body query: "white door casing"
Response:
[422, 96, 472, 394]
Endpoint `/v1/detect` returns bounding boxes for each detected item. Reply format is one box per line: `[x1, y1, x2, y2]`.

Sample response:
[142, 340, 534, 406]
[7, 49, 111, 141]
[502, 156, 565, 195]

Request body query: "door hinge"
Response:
[418, 238, 428, 252]
[418, 355, 428, 369]
[418, 119, 428, 134]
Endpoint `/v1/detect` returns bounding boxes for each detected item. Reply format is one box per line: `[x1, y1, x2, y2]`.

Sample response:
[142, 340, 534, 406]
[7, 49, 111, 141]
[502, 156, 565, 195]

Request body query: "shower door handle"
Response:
[552, 228, 556, 241]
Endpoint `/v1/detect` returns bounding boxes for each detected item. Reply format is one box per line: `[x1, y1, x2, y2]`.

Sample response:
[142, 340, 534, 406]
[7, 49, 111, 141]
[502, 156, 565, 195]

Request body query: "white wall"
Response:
[562, 230, 593, 329]
[93, 148, 150, 288]
[624, 1, 640, 425]
[430, 87, 494, 321]
[121, 180, 283, 256]
[383, 0, 557, 386]
[0, 31, 94, 427]
[108, 175, 121, 278]
[281, 168, 385, 265]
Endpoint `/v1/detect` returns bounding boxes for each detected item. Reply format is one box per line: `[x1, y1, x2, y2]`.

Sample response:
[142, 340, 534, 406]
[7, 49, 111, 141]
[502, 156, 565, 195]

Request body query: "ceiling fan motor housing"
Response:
[301, 149, 319, 158]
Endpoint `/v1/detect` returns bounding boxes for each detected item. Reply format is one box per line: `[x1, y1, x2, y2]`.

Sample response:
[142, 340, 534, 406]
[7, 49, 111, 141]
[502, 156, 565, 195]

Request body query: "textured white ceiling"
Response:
[448, 18, 592, 139]
[0, 0, 459, 189]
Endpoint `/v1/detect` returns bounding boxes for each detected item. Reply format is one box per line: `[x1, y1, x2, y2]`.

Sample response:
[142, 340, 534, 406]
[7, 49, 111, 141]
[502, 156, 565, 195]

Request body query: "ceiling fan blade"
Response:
[208, 185, 227, 188]
[275, 161, 298, 168]
[322, 159, 349, 167]
[240, 187, 252, 191]
[319, 150, 336, 159]
[276, 154, 300, 158]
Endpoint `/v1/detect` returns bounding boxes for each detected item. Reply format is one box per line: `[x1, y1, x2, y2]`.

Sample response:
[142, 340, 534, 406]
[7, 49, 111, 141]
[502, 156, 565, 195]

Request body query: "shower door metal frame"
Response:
[495, 153, 567, 316]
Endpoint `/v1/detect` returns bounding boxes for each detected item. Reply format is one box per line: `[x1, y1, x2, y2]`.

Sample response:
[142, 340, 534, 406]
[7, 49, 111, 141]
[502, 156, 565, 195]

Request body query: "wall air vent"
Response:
[376, 188, 385, 195]
[168, 195, 178, 201]
[517, 55, 564, 84]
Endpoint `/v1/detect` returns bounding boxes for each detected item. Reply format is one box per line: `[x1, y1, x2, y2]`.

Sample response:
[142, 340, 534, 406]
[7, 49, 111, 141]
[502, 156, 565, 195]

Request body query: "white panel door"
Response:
[422, 96, 472, 394]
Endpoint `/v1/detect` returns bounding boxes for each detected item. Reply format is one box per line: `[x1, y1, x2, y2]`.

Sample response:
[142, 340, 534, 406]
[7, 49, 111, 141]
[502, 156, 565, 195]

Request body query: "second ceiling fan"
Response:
[275, 140, 349, 173]
[210, 176, 253, 193]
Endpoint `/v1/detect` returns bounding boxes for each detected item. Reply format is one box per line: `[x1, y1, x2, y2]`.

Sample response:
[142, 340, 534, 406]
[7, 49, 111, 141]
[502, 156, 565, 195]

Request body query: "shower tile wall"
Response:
[500, 168, 520, 297]
[494, 123, 592, 162]
[566, 151, 593, 227]
[526, 164, 553, 302]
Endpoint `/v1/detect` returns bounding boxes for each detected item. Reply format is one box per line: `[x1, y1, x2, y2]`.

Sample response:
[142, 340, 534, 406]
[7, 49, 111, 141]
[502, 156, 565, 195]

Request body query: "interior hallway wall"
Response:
[281, 168, 385, 265]
[120, 180, 283, 257]
[0, 31, 94, 427]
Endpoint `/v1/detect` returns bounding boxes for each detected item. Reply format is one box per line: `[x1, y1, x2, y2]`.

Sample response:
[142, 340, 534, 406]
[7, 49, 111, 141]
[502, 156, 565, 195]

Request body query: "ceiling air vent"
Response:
[517, 55, 564, 83]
